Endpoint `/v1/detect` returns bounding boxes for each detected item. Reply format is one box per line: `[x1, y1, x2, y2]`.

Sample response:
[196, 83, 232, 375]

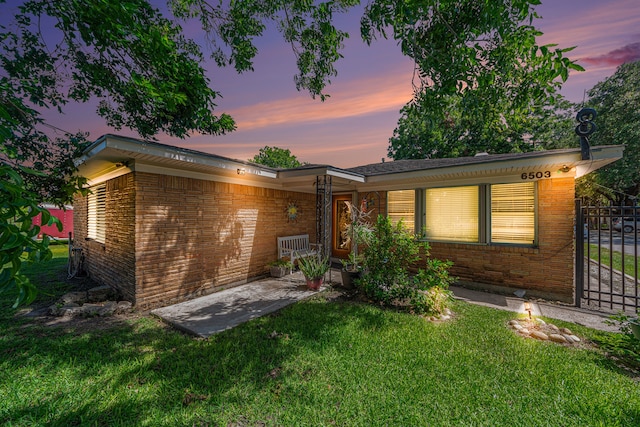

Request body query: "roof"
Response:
[75, 134, 624, 193]
[347, 148, 597, 176]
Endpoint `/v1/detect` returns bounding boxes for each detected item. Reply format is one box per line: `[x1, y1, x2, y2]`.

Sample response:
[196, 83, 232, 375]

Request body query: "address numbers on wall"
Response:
[521, 171, 552, 180]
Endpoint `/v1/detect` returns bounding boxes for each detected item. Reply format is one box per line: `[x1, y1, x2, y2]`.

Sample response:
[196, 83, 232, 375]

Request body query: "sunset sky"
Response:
[8, 0, 640, 168]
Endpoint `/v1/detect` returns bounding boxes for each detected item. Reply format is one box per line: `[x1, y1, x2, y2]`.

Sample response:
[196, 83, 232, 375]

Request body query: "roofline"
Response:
[76, 134, 278, 179]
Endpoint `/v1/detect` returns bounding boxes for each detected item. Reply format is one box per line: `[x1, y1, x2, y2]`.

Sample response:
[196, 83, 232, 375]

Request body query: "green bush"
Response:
[357, 215, 454, 315]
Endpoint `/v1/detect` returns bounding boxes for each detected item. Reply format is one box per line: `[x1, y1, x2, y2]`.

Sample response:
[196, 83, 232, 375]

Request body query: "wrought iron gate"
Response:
[576, 200, 640, 313]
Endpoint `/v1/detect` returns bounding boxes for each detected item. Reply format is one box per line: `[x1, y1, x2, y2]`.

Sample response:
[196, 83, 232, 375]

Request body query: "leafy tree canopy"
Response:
[378, 0, 583, 159]
[579, 60, 640, 205]
[250, 146, 303, 169]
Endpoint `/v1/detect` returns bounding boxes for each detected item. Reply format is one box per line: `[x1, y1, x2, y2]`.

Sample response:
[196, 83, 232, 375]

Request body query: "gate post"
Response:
[575, 199, 584, 308]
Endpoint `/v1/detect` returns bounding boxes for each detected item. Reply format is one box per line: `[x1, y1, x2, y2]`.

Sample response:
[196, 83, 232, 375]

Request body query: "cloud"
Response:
[580, 41, 640, 67]
[225, 69, 414, 131]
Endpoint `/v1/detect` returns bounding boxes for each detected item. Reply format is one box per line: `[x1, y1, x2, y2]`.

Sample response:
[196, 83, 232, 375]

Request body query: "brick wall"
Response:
[133, 172, 317, 308]
[73, 174, 136, 301]
[427, 178, 575, 302]
[75, 172, 317, 308]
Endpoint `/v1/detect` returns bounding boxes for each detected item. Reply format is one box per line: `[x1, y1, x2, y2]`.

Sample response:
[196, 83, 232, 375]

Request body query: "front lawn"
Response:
[1, 247, 639, 426]
[587, 243, 639, 278]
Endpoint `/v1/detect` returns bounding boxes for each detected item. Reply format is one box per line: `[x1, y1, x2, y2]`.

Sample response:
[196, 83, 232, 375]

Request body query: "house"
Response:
[35, 204, 74, 240]
[73, 134, 623, 308]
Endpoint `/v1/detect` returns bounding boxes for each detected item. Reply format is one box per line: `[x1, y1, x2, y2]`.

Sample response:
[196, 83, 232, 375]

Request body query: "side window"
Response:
[490, 182, 535, 244]
[87, 184, 106, 243]
[387, 190, 416, 231]
[425, 186, 479, 242]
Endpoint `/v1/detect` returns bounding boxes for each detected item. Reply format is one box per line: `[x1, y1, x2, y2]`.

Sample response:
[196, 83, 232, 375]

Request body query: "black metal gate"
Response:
[576, 200, 640, 313]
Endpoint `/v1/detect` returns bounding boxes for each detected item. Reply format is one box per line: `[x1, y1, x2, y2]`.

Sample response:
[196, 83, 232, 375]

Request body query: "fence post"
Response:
[575, 199, 584, 308]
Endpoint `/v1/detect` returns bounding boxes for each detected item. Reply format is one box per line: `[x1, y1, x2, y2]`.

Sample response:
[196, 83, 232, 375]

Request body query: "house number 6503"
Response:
[521, 171, 551, 180]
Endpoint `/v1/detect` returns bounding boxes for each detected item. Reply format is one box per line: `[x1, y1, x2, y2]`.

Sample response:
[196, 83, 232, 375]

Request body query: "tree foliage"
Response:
[250, 146, 303, 168]
[581, 60, 640, 204]
[1, 0, 237, 304]
[0, 165, 60, 307]
[373, 0, 583, 159]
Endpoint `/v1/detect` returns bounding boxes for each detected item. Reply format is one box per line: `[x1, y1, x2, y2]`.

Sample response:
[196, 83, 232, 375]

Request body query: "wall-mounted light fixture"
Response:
[237, 168, 246, 175]
[558, 165, 571, 173]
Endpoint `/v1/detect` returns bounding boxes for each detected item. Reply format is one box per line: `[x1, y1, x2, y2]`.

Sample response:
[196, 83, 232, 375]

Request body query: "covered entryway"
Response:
[576, 201, 640, 313]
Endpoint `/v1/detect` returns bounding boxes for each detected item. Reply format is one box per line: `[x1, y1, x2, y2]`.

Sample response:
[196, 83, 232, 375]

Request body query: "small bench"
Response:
[277, 234, 321, 264]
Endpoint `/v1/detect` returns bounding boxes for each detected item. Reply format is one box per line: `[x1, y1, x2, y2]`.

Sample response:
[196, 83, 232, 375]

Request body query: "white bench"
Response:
[277, 234, 321, 264]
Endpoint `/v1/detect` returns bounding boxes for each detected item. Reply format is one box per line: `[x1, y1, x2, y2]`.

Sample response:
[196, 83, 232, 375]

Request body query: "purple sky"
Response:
[11, 0, 640, 168]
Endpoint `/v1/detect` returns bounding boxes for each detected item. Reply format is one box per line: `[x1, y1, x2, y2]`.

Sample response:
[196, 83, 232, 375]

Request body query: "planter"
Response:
[340, 269, 361, 289]
[306, 277, 323, 291]
[630, 320, 640, 340]
[270, 266, 291, 278]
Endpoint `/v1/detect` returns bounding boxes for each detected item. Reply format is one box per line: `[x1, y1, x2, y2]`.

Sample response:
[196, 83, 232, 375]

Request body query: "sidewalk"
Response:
[450, 286, 618, 332]
[151, 272, 619, 337]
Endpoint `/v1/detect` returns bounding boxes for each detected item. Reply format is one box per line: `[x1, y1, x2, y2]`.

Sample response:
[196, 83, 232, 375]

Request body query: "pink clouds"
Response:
[581, 41, 640, 67]
[225, 70, 414, 132]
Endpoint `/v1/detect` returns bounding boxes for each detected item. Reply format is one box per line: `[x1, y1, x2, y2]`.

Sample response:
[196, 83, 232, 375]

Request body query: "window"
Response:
[425, 186, 479, 242]
[387, 190, 415, 231]
[491, 182, 535, 244]
[87, 184, 106, 243]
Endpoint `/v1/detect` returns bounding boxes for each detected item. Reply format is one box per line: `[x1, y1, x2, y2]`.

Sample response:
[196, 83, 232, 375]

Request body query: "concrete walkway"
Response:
[151, 271, 320, 338]
[152, 271, 619, 337]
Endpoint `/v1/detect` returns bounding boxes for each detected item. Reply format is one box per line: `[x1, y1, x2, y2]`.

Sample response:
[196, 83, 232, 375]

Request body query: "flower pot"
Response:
[306, 277, 323, 291]
[629, 320, 640, 340]
[270, 266, 291, 278]
[340, 269, 361, 289]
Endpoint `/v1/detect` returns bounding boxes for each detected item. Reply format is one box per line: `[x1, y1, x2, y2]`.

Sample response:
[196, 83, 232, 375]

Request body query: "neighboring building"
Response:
[74, 134, 623, 309]
[35, 204, 74, 239]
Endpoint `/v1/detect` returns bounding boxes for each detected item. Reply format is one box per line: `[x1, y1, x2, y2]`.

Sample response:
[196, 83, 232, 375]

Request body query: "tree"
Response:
[581, 60, 640, 205]
[376, 0, 582, 159]
[1, 0, 237, 305]
[250, 146, 303, 168]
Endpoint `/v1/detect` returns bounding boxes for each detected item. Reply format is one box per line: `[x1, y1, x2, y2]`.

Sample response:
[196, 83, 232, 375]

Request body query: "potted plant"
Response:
[297, 256, 330, 290]
[340, 252, 363, 289]
[268, 259, 293, 278]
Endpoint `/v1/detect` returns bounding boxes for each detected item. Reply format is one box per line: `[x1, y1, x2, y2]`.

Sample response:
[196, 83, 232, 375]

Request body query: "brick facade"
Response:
[426, 178, 576, 302]
[74, 172, 317, 309]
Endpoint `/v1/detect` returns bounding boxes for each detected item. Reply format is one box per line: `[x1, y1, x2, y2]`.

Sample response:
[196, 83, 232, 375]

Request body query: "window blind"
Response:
[491, 182, 535, 244]
[387, 190, 415, 231]
[87, 184, 106, 243]
[425, 186, 479, 242]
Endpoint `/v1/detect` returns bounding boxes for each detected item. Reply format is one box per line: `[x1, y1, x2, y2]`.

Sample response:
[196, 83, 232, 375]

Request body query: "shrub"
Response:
[357, 215, 454, 315]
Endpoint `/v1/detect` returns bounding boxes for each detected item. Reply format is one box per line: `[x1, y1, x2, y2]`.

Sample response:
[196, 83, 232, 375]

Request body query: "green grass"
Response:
[1, 247, 639, 426]
[587, 243, 639, 278]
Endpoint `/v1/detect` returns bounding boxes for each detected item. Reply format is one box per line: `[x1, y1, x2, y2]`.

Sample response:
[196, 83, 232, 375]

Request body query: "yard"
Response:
[1, 246, 639, 426]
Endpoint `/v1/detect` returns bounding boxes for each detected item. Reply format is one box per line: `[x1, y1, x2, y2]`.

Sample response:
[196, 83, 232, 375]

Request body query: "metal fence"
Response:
[576, 200, 640, 313]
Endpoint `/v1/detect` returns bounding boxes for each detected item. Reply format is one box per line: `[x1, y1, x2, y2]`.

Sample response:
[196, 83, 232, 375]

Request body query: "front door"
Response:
[332, 195, 352, 258]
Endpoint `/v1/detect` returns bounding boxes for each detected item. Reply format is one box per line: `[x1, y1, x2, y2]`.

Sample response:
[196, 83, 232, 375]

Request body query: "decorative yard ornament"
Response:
[286, 202, 300, 222]
[575, 108, 597, 160]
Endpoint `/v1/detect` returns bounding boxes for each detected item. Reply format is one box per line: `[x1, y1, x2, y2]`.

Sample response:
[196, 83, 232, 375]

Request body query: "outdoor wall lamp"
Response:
[558, 165, 571, 173]
[524, 301, 532, 319]
[237, 168, 246, 175]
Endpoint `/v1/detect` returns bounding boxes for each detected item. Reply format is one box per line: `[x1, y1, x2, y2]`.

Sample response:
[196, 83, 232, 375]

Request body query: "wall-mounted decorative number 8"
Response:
[575, 108, 597, 137]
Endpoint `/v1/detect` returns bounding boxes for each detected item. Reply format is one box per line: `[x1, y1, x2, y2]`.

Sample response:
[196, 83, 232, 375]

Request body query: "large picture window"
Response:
[491, 182, 535, 244]
[87, 184, 106, 243]
[387, 190, 415, 231]
[425, 186, 479, 242]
